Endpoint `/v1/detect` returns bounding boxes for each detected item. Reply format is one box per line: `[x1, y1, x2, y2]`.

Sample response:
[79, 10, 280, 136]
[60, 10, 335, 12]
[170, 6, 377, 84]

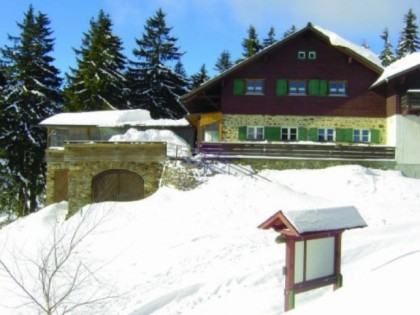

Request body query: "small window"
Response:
[353, 129, 370, 142]
[245, 79, 264, 95]
[329, 81, 347, 96]
[318, 128, 335, 142]
[247, 126, 264, 140]
[308, 51, 317, 60]
[289, 80, 306, 95]
[298, 51, 306, 60]
[281, 128, 298, 141]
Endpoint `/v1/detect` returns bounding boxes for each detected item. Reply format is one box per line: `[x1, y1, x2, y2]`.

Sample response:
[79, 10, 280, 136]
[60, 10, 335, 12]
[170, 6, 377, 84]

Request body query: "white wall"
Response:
[396, 115, 420, 164]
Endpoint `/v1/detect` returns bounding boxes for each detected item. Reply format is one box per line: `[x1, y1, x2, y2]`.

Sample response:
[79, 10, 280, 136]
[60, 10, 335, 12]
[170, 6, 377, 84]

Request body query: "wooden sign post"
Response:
[258, 206, 367, 312]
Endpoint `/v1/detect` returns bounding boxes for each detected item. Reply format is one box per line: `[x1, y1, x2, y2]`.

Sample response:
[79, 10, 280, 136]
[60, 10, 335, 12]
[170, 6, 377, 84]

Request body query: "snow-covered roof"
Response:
[283, 206, 367, 234]
[260, 206, 367, 234]
[312, 25, 383, 70]
[181, 23, 382, 104]
[371, 52, 420, 88]
[39, 109, 190, 128]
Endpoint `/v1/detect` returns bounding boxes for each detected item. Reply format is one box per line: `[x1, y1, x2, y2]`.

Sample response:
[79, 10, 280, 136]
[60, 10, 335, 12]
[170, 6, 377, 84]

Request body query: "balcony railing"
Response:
[198, 142, 395, 160]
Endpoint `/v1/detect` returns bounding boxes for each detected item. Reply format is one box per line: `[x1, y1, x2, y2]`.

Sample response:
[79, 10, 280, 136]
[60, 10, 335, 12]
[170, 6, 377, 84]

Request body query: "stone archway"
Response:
[92, 169, 144, 203]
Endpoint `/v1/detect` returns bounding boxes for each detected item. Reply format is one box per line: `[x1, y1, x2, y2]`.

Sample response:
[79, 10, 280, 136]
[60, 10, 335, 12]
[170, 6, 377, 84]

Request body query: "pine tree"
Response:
[214, 50, 233, 74]
[174, 60, 191, 92]
[283, 25, 297, 38]
[127, 8, 188, 119]
[65, 10, 127, 111]
[241, 25, 263, 59]
[0, 5, 62, 216]
[191, 64, 210, 89]
[397, 8, 420, 58]
[263, 26, 277, 48]
[379, 28, 396, 66]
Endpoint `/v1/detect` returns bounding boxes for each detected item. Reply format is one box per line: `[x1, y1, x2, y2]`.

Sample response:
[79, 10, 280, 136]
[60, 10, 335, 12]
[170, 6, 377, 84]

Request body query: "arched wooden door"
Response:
[92, 169, 144, 203]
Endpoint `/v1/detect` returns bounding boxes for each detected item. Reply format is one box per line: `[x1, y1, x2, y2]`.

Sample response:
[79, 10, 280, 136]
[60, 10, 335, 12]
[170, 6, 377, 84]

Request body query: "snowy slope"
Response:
[1, 165, 420, 314]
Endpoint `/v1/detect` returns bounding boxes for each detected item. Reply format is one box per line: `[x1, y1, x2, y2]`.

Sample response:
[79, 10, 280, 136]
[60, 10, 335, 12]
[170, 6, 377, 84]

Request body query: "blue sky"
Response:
[0, 0, 419, 77]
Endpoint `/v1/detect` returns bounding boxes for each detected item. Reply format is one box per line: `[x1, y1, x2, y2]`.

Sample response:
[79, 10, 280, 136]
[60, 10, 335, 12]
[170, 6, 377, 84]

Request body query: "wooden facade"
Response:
[181, 23, 392, 157]
[220, 32, 385, 118]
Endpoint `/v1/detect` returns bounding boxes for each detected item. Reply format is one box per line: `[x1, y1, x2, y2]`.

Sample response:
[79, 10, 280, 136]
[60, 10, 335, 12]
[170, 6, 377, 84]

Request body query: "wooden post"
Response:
[284, 238, 296, 312]
[334, 232, 343, 290]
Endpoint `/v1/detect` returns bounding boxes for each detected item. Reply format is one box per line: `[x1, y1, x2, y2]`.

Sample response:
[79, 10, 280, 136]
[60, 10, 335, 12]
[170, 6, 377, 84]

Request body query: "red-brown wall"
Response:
[222, 31, 386, 118]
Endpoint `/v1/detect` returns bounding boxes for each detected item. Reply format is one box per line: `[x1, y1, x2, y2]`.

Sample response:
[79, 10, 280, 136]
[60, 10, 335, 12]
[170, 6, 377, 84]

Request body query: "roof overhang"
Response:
[259, 206, 367, 237]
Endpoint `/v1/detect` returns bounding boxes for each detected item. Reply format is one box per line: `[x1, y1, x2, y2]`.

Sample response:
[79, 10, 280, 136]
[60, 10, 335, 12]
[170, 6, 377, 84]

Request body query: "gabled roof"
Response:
[39, 109, 190, 128]
[258, 206, 367, 235]
[371, 52, 420, 88]
[181, 23, 383, 103]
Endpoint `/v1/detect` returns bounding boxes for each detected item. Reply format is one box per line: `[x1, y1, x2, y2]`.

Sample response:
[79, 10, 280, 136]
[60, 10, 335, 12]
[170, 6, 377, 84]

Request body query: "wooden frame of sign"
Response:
[258, 206, 367, 312]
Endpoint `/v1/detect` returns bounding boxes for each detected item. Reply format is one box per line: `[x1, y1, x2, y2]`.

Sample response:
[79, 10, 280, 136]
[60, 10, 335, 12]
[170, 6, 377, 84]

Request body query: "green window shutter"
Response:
[336, 128, 353, 142]
[319, 80, 328, 96]
[298, 127, 308, 141]
[308, 79, 320, 96]
[233, 79, 245, 95]
[276, 79, 287, 96]
[238, 126, 247, 140]
[308, 128, 318, 141]
[264, 127, 280, 141]
[370, 129, 380, 143]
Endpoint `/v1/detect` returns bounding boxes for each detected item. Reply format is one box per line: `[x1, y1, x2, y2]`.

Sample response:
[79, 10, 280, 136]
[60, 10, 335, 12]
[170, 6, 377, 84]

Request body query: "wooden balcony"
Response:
[198, 142, 395, 160]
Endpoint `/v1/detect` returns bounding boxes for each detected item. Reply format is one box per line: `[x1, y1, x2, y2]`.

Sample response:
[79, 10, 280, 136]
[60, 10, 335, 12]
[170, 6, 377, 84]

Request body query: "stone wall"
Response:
[45, 143, 166, 216]
[222, 115, 387, 144]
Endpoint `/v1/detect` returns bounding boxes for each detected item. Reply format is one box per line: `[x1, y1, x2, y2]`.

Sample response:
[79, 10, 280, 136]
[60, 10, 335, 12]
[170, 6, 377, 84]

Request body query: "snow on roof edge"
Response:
[282, 205, 367, 234]
[39, 109, 190, 127]
[312, 25, 383, 70]
[371, 52, 420, 87]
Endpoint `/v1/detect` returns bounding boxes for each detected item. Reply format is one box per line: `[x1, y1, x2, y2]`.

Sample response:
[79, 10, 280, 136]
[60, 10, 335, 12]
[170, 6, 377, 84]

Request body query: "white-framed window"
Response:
[245, 79, 264, 95]
[318, 128, 335, 141]
[281, 127, 298, 141]
[298, 51, 306, 60]
[247, 126, 264, 140]
[308, 51, 317, 60]
[353, 129, 370, 142]
[329, 81, 347, 96]
[289, 80, 306, 95]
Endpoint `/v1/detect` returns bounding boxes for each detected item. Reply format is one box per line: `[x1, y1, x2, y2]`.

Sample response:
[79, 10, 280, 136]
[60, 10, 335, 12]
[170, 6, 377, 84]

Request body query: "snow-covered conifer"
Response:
[0, 5, 62, 216]
[397, 8, 420, 58]
[379, 28, 396, 66]
[127, 8, 188, 119]
[65, 10, 127, 111]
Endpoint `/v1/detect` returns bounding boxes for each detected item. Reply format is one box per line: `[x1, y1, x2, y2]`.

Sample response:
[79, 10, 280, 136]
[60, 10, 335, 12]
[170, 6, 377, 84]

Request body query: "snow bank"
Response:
[1, 165, 420, 314]
[109, 128, 191, 157]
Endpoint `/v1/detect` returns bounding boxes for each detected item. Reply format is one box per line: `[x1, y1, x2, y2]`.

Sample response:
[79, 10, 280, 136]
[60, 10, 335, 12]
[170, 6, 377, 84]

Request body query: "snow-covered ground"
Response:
[1, 164, 420, 314]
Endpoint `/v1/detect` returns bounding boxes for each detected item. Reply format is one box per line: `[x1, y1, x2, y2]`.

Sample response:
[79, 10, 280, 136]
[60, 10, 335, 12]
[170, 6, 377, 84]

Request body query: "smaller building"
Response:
[39, 109, 194, 215]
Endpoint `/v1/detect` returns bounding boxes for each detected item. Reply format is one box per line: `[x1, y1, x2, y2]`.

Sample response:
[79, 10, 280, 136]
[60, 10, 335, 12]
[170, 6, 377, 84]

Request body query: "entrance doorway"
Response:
[92, 169, 144, 203]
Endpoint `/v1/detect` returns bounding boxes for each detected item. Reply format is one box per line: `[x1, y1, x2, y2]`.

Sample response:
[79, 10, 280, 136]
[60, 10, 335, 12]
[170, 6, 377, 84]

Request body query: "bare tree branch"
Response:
[0, 205, 120, 314]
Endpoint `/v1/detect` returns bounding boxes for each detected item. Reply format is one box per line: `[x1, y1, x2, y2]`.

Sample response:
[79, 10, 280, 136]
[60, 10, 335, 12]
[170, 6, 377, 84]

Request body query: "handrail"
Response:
[198, 142, 395, 160]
